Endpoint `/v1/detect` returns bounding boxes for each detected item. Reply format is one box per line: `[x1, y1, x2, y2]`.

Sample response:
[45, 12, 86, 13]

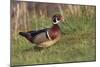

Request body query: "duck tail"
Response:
[19, 32, 28, 37]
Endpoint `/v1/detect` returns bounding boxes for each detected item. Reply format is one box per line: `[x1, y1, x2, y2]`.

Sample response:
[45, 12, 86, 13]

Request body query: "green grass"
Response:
[11, 15, 96, 66]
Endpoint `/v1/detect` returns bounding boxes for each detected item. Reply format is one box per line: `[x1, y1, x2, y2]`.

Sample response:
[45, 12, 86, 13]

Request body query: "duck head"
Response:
[52, 14, 64, 24]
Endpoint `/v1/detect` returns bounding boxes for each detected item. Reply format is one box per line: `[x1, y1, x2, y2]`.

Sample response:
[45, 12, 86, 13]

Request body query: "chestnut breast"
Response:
[49, 24, 61, 40]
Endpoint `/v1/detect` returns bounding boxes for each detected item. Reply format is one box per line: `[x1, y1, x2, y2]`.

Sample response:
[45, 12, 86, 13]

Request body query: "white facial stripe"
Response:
[53, 17, 60, 24]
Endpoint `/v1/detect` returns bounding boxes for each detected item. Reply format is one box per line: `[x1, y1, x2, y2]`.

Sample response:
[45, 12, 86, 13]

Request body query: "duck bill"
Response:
[61, 18, 65, 24]
[61, 16, 64, 23]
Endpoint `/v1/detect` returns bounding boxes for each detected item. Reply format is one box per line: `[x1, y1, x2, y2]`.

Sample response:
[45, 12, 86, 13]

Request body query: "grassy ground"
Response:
[11, 15, 96, 66]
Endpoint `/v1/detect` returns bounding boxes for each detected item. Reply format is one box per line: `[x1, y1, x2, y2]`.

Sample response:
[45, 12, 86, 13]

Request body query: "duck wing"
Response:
[19, 28, 50, 43]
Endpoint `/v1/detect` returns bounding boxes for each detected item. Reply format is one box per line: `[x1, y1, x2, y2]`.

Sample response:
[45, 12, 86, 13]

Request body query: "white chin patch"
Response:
[53, 21, 59, 24]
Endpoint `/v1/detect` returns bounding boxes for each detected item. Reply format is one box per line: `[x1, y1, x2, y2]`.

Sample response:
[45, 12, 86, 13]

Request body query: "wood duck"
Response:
[19, 14, 64, 48]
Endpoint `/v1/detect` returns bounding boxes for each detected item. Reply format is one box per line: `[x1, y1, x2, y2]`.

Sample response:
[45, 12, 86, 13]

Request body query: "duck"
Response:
[19, 14, 64, 48]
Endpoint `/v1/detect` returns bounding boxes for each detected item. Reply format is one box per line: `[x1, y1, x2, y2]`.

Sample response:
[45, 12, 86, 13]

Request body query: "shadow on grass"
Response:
[23, 46, 45, 52]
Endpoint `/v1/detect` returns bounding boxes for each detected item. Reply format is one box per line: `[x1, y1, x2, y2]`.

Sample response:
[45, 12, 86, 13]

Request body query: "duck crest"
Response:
[49, 24, 61, 40]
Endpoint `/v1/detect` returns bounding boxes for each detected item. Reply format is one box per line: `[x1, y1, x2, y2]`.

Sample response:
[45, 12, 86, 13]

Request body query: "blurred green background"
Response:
[11, 1, 96, 66]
